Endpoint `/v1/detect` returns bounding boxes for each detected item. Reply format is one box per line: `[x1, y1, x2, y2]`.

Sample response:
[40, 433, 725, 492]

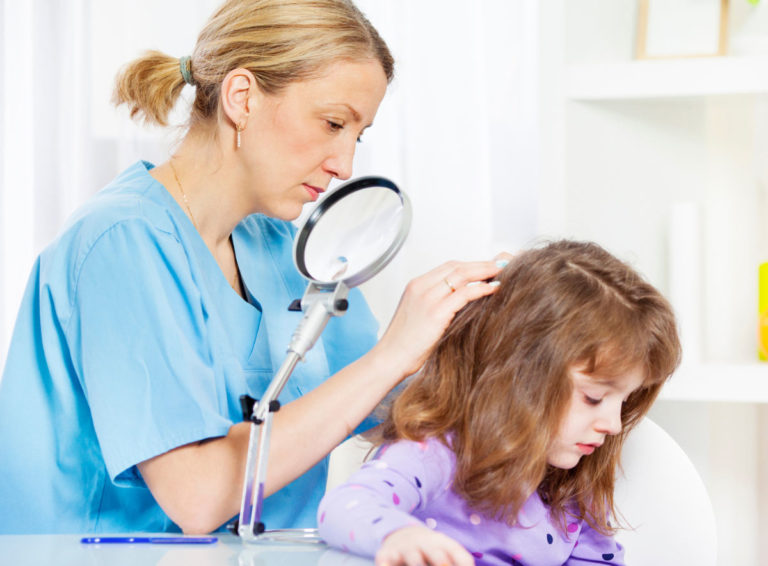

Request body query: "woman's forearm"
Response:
[137, 342, 406, 534]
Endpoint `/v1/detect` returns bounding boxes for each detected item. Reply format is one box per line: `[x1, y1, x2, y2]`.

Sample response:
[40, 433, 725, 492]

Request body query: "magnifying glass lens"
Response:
[295, 177, 411, 287]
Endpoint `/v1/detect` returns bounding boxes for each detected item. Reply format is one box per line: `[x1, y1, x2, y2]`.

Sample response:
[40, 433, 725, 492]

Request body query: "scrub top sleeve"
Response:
[67, 220, 231, 486]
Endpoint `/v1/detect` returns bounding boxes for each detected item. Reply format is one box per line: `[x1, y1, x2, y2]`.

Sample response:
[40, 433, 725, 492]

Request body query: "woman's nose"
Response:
[323, 139, 355, 181]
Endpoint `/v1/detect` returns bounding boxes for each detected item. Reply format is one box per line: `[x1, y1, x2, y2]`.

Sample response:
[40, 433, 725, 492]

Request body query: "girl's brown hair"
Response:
[113, 0, 394, 127]
[376, 240, 681, 535]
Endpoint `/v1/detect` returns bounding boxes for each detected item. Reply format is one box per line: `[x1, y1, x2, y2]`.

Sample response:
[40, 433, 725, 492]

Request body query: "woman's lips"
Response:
[303, 184, 324, 201]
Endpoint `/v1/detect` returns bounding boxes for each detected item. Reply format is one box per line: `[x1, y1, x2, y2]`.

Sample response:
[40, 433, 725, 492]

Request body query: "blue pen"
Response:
[81, 536, 218, 544]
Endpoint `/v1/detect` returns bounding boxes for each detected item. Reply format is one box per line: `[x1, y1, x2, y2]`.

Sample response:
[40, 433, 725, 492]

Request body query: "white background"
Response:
[4, 1, 768, 564]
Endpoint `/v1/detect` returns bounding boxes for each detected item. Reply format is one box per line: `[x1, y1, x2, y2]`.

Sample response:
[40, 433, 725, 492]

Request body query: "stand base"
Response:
[240, 528, 323, 545]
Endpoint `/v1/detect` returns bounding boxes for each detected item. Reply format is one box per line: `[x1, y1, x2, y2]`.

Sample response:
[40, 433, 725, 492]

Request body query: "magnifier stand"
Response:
[237, 281, 350, 543]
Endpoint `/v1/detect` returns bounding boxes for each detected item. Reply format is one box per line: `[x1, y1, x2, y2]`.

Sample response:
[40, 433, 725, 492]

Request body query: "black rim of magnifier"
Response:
[294, 175, 407, 288]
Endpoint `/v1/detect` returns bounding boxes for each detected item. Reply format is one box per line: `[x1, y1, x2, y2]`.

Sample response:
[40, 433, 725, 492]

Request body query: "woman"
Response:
[0, 0, 505, 534]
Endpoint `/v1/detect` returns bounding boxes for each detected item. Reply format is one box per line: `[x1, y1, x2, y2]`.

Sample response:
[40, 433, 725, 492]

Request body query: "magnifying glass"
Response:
[295, 176, 411, 287]
[236, 176, 411, 543]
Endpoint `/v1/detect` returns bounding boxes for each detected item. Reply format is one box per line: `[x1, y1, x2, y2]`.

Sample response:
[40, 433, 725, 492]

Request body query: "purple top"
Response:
[318, 437, 624, 566]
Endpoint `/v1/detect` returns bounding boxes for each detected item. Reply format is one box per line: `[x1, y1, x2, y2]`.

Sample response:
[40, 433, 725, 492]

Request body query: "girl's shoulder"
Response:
[377, 435, 451, 456]
[358, 436, 456, 499]
[374, 437, 456, 476]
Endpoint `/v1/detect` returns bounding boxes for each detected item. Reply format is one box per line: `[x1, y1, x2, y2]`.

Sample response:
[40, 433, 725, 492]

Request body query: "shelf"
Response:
[660, 363, 768, 403]
[567, 56, 768, 101]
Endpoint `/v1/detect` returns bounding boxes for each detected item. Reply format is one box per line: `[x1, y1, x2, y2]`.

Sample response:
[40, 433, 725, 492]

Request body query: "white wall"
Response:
[0, 0, 539, 362]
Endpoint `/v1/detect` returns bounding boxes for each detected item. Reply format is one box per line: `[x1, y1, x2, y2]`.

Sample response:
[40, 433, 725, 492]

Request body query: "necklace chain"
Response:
[168, 159, 242, 296]
[169, 160, 199, 230]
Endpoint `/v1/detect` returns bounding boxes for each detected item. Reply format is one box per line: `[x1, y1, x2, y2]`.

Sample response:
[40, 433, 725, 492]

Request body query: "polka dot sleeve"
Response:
[566, 519, 626, 565]
[317, 438, 452, 558]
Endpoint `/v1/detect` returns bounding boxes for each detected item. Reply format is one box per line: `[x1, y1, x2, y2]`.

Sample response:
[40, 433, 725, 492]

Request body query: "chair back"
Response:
[614, 418, 717, 565]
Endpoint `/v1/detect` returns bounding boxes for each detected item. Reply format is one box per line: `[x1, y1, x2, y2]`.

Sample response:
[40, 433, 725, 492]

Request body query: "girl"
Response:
[318, 240, 682, 566]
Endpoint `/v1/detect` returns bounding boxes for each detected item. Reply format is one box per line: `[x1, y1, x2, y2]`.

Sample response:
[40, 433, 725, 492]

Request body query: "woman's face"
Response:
[546, 364, 646, 470]
[241, 58, 388, 220]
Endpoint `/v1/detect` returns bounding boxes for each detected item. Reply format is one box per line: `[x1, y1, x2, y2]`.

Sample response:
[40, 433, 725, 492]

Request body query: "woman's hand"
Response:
[376, 525, 475, 566]
[374, 255, 512, 379]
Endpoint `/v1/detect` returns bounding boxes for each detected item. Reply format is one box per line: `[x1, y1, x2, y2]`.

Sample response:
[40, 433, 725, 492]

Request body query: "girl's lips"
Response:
[576, 443, 597, 455]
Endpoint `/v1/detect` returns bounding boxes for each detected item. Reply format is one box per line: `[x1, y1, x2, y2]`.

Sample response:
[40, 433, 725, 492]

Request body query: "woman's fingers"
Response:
[375, 256, 510, 379]
[442, 279, 500, 312]
[427, 258, 508, 310]
[493, 251, 515, 264]
[423, 258, 509, 294]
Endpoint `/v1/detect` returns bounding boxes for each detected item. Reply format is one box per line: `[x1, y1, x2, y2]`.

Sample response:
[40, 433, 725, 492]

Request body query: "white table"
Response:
[0, 533, 374, 566]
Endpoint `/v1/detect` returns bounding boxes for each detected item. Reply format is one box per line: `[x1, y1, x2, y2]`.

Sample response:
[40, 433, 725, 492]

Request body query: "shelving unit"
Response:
[567, 56, 768, 100]
[565, 54, 768, 408]
[663, 363, 768, 402]
[562, 61, 768, 398]
[555, 3, 768, 564]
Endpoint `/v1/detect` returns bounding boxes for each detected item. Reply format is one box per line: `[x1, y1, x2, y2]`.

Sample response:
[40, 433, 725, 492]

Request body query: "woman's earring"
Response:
[236, 112, 249, 150]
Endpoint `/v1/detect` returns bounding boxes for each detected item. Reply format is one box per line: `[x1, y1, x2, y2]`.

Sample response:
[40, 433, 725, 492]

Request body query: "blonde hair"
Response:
[113, 0, 394, 127]
[375, 240, 681, 536]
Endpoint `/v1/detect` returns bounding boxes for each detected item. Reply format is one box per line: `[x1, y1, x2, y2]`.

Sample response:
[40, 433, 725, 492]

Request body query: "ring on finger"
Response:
[443, 277, 456, 293]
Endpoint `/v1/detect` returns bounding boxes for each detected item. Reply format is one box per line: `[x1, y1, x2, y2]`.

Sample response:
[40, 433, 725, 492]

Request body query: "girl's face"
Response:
[546, 363, 646, 470]
[240, 58, 388, 220]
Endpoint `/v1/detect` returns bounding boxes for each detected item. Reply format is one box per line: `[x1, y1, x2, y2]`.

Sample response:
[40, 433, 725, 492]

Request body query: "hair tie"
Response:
[179, 55, 194, 86]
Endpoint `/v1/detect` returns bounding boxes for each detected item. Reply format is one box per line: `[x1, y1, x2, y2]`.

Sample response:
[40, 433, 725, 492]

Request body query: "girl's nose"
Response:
[595, 402, 623, 436]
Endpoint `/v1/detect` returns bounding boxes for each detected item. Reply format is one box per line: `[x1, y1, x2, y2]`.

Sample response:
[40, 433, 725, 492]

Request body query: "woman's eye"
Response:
[326, 120, 343, 132]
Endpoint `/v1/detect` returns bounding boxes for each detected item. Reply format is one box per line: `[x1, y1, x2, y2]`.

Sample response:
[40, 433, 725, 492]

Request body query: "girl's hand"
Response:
[375, 525, 475, 566]
[374, 254, 512, 379]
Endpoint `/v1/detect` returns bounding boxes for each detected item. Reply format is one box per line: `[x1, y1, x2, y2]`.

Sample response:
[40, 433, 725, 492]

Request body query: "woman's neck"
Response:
[149, 130, 251, 299]
[152, 131, 249, 248]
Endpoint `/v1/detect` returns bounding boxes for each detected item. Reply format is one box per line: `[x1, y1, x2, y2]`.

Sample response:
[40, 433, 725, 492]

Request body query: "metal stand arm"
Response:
[237, 281, 349, 541]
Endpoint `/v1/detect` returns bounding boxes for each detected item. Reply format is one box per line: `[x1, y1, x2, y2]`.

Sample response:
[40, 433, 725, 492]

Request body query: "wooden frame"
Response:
[636, 0, 729, 59]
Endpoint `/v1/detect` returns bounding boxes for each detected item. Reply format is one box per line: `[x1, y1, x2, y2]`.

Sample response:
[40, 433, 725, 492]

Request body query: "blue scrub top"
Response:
[0, 161, 380, 534]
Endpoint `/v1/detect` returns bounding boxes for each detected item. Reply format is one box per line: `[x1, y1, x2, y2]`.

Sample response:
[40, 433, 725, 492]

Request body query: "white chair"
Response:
[614, 417, 717, 566]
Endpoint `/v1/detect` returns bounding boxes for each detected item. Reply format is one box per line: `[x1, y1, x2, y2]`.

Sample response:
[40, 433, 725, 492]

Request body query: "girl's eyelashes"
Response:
[584, 394, 603, 406]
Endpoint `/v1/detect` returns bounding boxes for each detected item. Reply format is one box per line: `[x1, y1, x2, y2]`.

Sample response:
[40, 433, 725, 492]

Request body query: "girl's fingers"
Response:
[375, 527, 475, 566]
[420, 547, 452, 566]
[447, 542, 476, 566]
[402, 548, 427, 566]
[420, 538, 475, 566]
[375, 549, 402, 566]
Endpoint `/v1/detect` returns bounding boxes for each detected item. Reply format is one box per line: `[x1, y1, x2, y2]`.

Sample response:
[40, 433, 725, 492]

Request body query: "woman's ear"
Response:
[220, 67, 257, 130]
